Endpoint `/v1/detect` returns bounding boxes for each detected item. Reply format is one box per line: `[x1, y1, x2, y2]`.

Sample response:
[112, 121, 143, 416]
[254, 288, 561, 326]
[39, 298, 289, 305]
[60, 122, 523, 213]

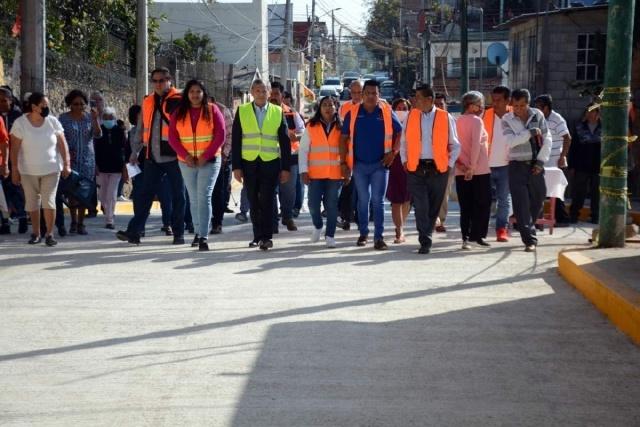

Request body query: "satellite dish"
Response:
[487, 43, 508, 66]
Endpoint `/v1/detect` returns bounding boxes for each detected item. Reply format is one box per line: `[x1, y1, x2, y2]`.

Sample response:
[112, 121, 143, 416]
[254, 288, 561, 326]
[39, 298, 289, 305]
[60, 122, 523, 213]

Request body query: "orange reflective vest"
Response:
[174, 103, 220, 162]
[405, 107, 449, 173]
[483, 106, 512, 150]
[282, 103, 300, 154]
[306, 122, 343, 180]
[339, 101, 359, 120]
[141, 87, 182, 159]
[346, 102, 393, 169]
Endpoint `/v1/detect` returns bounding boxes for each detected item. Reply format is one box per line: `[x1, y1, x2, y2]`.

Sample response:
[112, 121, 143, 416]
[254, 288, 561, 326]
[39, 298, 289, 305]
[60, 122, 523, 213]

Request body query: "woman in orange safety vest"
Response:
[298, 96, 344, 248]
[168, 80, 226, 251]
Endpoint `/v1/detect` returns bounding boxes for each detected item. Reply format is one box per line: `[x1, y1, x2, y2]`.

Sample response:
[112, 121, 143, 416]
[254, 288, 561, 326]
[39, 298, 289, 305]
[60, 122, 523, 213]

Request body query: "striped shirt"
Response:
[544, 110, 570, 167]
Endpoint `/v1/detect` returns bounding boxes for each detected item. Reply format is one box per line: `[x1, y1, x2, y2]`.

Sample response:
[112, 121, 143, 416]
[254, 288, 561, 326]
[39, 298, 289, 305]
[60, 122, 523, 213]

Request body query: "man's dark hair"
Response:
[492, 86, 511, 99]
[150, 67, 171, 78]
[415, 85, 434, 99]
[535, 94, 553, 110]
[283, 91, 292, 99]
[363, 79, 380, 90]
[435, 92, 447, 101]
[270, 81, 284, 92]
[128, 104, 141, 126]
[511, 88, 531, 103]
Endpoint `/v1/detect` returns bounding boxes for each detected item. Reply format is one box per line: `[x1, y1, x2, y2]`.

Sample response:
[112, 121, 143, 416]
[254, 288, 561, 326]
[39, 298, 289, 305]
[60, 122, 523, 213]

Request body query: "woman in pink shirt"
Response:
[455, 91, 491, 250]
[169, 80, 226, 251]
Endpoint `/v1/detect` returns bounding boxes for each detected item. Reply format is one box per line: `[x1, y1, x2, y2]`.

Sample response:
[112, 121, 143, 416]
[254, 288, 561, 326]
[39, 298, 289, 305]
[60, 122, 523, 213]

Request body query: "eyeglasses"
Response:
[151, 78, 168, 83]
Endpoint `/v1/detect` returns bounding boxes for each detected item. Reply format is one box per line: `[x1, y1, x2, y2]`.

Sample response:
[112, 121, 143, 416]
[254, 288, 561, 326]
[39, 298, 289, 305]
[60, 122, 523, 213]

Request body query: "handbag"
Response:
[58, 170, 97, 209]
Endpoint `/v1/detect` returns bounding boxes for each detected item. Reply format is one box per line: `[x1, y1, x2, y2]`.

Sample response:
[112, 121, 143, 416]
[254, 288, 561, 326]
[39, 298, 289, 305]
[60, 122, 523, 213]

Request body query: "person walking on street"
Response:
[503, 89, 552, 252]
[433, 93, 455, 233]
[270, 81, 305, 232]
[168, 80, 226, 251]
[340, 79, 403, 250]
[58, 89, 102, 235]
[9, 92, 71, 246]
[400, 85, 460, 254]
[455, 91, 492, 250]
[94, 107, 127, 230]
[210, 97, 234, 235]
[485, 86, 513, 242]
[116, 67, 184, 245]
[299, 96, 344, 248]
[569, 102, 602, 224]
[535, 94, 572, 225]
[232, 79, 291, 251]
[386, 98, 412, 244]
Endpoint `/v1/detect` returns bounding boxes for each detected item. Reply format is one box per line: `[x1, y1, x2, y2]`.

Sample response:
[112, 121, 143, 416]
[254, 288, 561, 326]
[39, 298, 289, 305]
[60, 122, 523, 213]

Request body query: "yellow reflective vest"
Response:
[239, 103, 282, 161]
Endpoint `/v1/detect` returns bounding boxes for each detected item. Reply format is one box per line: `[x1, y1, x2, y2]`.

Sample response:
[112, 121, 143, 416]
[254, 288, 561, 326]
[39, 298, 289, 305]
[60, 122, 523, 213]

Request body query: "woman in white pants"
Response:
[94, 108, 127, 229]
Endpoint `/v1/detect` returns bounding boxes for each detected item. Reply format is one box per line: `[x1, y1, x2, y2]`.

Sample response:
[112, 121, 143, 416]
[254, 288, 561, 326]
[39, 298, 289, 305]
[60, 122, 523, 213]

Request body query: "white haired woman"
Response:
[94, 107, 127, 229]
[455, 91, 491, 249]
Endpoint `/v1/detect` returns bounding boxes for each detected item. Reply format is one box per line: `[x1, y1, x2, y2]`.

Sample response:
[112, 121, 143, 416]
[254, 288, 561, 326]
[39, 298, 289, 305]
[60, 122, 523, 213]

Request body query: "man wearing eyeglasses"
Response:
[117, 67, 184, 245]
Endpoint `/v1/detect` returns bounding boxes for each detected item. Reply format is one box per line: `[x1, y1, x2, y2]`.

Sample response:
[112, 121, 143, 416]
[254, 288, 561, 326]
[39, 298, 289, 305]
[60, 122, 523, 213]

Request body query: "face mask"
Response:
[40, 106, 50, 118]
[395, 110, 408, 123]
[103, 120, 116, 129]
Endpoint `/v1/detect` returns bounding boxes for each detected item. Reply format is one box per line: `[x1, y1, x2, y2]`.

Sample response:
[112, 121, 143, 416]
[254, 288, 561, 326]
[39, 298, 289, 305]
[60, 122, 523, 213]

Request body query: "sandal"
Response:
[393, 227, 405, 244]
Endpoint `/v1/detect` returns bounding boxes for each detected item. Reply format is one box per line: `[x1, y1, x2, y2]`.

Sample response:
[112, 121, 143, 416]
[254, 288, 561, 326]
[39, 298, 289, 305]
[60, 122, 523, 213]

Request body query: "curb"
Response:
[558, 249, 640, 345]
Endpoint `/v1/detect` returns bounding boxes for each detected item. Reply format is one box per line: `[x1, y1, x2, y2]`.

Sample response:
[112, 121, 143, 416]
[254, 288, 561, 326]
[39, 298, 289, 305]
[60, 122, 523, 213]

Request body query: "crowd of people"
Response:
[0, 67, 617, 253]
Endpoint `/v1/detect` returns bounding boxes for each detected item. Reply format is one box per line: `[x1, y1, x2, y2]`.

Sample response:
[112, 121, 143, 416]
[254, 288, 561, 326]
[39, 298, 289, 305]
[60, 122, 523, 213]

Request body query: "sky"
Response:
[162, 0, 368, 33]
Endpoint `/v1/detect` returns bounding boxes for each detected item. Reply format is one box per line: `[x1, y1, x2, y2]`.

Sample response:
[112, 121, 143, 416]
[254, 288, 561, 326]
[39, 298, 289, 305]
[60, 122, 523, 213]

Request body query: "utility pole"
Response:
[337, 26, 342, 77]
[422, 0, 431, 86]
[283, 0, 291, 92]
[598, 0, 636, 247]
[136, 0, 148, 104]
[308, 0, 316, 88]
[404, 26, 410, 90]
[332, 9, 336, 75]
[460, 0, 468, 96]
[20, 0, 46, 97]
[479, 7, 483, 94]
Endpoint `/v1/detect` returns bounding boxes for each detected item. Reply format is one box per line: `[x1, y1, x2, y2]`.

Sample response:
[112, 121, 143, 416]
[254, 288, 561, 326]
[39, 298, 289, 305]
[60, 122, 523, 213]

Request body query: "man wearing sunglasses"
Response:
[117, 67, 184, 245]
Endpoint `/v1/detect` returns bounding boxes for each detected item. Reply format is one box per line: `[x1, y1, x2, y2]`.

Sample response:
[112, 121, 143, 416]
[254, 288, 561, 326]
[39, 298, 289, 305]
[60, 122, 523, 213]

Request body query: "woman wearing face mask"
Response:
[385, 98, 412, 243]
[298, 96, 344, 248]
[455, 91, 491, 250]
[168, 80, 225, 251]
[94, 107, 127, 229]
[9, 92, 71, 246]
[58, 89, 102, 235]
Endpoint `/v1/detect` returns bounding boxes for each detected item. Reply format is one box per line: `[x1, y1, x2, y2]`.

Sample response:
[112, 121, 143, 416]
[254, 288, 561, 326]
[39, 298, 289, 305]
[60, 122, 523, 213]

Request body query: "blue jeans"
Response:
[308, 179, 342, 238]
[491, 165, 512, 230]
[295, 170, 304, 211]
[275, 164, 298, 222]
[127, 159, 185, 237]
[179, 159, 221, 238]
[240, 186, 250, 215]
[352, 161, 389, 240]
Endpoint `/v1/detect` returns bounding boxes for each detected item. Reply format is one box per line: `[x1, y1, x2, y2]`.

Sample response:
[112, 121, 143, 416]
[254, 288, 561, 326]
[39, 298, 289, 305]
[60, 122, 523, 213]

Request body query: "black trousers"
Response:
[509, 161, 546, 246]
[570, 170, 599, 222]
[211, 159, 232, 227]
[338, 180, 354, 222]
[243, 159, 281, 242]
[407, 165, 449, 248]
[455, 173, 491, 242]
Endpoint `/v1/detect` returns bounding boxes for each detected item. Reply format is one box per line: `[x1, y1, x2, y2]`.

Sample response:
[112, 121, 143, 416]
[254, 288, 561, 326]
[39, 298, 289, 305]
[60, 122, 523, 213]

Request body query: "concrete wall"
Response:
[152, 0, 268, 81]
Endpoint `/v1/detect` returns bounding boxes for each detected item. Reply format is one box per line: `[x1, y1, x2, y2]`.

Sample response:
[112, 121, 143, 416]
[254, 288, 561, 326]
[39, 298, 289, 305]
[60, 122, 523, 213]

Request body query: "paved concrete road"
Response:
[1, 207, 639, 426]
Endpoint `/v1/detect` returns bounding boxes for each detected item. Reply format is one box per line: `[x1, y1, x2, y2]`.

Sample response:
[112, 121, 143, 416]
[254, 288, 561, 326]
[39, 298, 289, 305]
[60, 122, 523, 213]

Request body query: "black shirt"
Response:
[94, 125, 126, 173]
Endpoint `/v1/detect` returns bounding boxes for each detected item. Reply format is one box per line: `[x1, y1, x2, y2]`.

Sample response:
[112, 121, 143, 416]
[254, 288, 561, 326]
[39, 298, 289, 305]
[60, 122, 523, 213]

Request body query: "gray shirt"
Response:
[130, 109, 176, 164]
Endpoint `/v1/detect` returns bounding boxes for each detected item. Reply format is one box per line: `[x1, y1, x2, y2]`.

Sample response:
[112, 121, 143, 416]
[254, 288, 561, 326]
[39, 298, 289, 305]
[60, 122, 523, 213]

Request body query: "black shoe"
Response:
[0, 223, 10, 234]
[321, 210, 327, 218]
[475, 238, 491, 247]
[282, 219, 297, 231]
[69, 222, 78, 234]
[356, 235, 368, 246]
[210, 225, 222, 235]
[418, 245, 431, 254]
[77, 224, 88, 235]
[140, 231, 145, 237]
[161, 225, 173, 236]
[374, 239, 388, 250]
[224, 207, 234, 213]
[18, 218, 28, 234]
[198, 237, 209, 251]
[186, 223, 195, 234]
[28, 234, 42, 244]
[173, 235, 185, 245]
[86, 210, 98, 218]
[116, 230, 129, 241]
[105, 223, 115, 230]
[235, 212, 248, 223]
[191, 234, 200, 247]
[249, 239, 259, 248]
[342, 221, 351, 231]
[292, 208, 300, 218]
[58, 226, 67, 237]
[45, 235, 58, 247]
[259, 239, 273, 250]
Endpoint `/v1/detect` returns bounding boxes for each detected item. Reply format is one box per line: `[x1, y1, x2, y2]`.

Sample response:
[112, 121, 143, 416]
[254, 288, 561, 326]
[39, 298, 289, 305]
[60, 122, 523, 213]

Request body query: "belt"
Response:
[418, 159, 435, 165]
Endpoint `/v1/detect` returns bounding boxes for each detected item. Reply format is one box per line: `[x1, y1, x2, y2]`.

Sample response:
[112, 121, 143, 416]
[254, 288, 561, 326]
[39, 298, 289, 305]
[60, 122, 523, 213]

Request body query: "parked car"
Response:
[380, 85, 395, 103]
[322, 77, 343, 93]
[319, 85, 340, 98]
[341, 71, 360, 79]
[362, 74, 376, 81]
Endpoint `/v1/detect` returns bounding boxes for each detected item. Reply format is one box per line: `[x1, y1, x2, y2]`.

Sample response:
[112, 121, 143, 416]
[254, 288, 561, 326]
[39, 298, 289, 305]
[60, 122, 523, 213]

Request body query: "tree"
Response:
[338, 44, 358, 73]
[172, 30, 215, 63]
[364, 0, 400, 61]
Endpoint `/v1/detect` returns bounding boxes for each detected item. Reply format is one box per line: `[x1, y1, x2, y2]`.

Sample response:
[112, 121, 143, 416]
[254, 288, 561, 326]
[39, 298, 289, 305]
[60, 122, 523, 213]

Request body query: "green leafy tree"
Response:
[172, 30, 215, 63]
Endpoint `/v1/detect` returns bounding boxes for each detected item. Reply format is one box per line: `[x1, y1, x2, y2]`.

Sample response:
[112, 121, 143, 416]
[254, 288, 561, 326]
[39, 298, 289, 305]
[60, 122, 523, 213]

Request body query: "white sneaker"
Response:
[461, 240, 471, 250]
[310, 227, 322, 243]
[325, 236, 337, 248]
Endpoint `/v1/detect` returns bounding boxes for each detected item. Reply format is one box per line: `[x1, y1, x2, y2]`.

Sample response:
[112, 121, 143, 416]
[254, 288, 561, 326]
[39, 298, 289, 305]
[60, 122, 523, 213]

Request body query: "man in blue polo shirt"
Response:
[340, 80, 402, 250]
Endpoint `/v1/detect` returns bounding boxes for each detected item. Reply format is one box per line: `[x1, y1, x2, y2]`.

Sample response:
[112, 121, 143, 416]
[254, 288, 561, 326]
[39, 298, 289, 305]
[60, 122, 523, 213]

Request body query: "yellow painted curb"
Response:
[113, 201, 161, 215]
[558, 250, 640, 345]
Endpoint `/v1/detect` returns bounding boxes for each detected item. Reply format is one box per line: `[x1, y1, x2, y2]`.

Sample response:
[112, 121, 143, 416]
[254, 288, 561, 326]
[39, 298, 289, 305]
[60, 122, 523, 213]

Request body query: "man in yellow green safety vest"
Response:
[231, 79, 291, 250]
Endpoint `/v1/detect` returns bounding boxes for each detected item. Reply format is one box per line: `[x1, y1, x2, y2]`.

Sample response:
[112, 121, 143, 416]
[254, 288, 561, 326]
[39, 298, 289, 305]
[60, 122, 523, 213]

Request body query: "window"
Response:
[446, 58, 499, 79]
[576, 33, 605, 81]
